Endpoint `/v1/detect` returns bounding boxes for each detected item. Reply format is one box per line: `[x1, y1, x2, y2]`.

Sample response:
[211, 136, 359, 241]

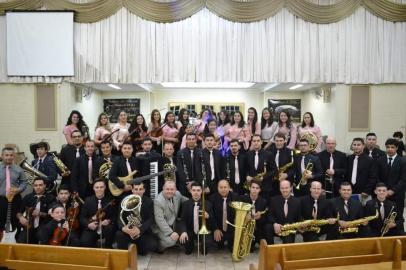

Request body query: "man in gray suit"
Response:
[152, 181, 188, 252]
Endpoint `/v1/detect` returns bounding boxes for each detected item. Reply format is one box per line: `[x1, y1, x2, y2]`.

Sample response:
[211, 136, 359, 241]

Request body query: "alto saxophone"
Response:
[339, 210, 379, 234]
[244, 162, 267, 190]
[273, 151, 294, 181]
[381, 206, 397, 237]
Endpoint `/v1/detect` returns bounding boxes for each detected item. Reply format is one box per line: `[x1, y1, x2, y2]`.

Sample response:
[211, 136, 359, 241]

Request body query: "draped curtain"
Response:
[0, 1, 405, 84]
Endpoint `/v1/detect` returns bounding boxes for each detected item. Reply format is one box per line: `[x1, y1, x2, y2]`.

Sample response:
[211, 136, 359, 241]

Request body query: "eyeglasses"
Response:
[72, 135, 82, 138]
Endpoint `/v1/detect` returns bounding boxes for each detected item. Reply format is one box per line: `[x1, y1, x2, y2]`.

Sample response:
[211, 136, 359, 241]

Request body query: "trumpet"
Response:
[52, 153, 70, 176]
[381, 206, 397, 237]
[339, 210, 379, 234]
[296, 161, 313, 190]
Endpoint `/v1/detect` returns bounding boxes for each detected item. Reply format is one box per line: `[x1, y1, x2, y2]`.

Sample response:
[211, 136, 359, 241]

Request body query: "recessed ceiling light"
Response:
[263, 83, 280, 92]
[289, 84, 304, 90]
[107, 84, 121, 90]
[161, 82, 255, 88]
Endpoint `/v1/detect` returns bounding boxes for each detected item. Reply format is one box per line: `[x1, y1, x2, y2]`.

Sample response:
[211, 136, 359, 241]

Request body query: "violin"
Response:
[101, 128, 119, 143]
[89, 200, 115, 224]
[148, 123, 167, 138]
[66, 197, 81, 231]
[49, 219, 68, 246]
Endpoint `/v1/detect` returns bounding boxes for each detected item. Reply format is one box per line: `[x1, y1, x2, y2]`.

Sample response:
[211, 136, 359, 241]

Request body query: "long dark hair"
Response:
[218, 110, 230, 126]
[129, 113, 147, 134]
[301, 112, 315, 128]
[278, 110, 292, 128]
[247, 107, 258, 135]
[66, 110, 87, 134]
[231, 111, 245, 128]
[261, 107, 273, 129]
[150, 109, 161, 126]
[164, 111, 176, 128]
[178, 108, 190, 127]
[203, 119, 218, 136]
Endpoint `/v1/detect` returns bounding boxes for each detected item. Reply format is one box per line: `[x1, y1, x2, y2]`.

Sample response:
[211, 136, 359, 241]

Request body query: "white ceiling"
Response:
[85, 82, 329, 93]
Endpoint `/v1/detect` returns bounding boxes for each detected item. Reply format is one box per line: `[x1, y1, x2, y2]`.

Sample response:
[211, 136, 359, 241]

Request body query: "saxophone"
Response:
[279, 220, 314, 236]
[273, 151, 294, 181]
[381, 206, 397, 237]
[339, 210, 379, 234]
[301, 218, 338, 234]
[244, 162, 267, 190]
[52, 153, 70, 176]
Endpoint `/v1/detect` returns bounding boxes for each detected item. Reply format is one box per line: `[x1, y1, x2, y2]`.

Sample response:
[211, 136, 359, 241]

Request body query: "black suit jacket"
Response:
[179, 198, 215, 234]
[363, 147, 386, 160]
[318, 150, 347, 186]
[330, 197, 363, 221]
[226, 152, 247, 195]
[136, 151, 161, 197]
[246, 149, 277, 193]
[270, 146, 295, 181]
[158, 156, 175, 193]
[117, 195, 154, 235]
[31, 155, 58, 183]
[209, 192, 240, 231]
[268, 195, 301, 225]
[59, 144, 85, 186]
[109, 156, 139, 189]
[364, 198, 402, 235]
[346, 153, 377, 195]
[241, 195, 268, 227]
[201, 148, 225, 193]
[300, 195, 332, 220]
[18, 193, 55, 227]
[376, 155, 406, 200]
[80, 195, 116, 228]
[176, 147, 203, 195]
[293, 154, 323, 187]
[71, 154, 102, 198]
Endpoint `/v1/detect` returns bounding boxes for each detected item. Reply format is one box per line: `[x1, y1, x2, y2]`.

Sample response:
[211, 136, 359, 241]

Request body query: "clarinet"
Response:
[181, 152, 190, 182]
[225, 154, 230, 181]
[200, 151, 207, 185]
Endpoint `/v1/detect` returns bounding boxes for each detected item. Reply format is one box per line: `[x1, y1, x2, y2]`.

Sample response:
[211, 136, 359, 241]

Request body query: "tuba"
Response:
[300, 131, 318, 152]
[120, 194, 142, 239]
[20, 158, 48, 185]
[227, 202, 255, 262]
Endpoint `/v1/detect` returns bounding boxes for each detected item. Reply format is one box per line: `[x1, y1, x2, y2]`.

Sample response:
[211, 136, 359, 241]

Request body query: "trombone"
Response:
[197, 152, 210, 259]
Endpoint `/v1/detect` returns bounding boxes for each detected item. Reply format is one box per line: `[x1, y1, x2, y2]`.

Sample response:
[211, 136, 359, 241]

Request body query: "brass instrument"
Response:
[197, 151, 210, 258]
[244, 162, 267, 190]
[339, 210, 379, 234]
[300, 131, 318, 152]
[273, 151, 294, 181]
[99, 158, 113, 180]
[296, 161, 313, 190]
[300, 218, 337, 234]
[279, 218, 337, 236]
[381, 206, 397, 237]
[227, 202, 255, 262]
[120, 194, 142, 239]
[52, 153, 70, 176]
[20, 158, 48, 185]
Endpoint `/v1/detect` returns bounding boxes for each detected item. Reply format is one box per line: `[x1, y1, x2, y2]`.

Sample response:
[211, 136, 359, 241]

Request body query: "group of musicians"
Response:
[0, 108, 405, 256]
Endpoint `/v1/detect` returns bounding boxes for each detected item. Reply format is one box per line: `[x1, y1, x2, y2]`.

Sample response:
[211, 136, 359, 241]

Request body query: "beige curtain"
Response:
[0, 0, 405, 23]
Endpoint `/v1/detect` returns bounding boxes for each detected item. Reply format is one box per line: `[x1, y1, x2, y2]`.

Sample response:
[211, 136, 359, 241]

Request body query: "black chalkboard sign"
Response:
[103, 99, 140, 123]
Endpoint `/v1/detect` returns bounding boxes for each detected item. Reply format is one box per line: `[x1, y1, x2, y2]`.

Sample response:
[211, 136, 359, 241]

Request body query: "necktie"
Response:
[344, 200, 349, 215]
[169, 198, 174, 211]
[76, 148, 80, 158]
[169, 157, 174, 165]
[380, 202, 385, 220]
[284, 199, 288, 218]
[126, 158, 132, 175]
[5, 165, 11, 196]
[193, 201, 199, 234]
[210, 151, 215, 180]
[251, 200, 256, 216]
[275, 150, 280, 168]
[97, 199, 102, 234]
[34, 198, 41, 228]
[312, 199, 318, 219]
[38, 159, 43, 171]
[254, 151, 259, 170]
[369, 150, 373, 158]
[388, 157, 393, 171]
[301, 156, 305, 172]
[190, 150, 194, 161]
[88, 156, 93, 184]
[329, 154, 334, 170]
[351, 156, 359, 185]
[234, 156, 240, 184]
[222, 197, 228, 231]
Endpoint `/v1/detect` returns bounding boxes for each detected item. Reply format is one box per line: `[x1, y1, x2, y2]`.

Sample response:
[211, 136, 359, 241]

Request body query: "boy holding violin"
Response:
[80, 179, 116, 248]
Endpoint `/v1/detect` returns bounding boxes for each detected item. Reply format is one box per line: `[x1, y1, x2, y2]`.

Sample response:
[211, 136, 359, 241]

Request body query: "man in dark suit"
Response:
[246, 134, 277, 198]
[365, 182, 404, 237]
[241, 181, 268, 249]
[80, 179, 116, 248]
[317, 137, 347, 198]
[158, 142, 176, 192]
[346, 138, 377, 202]
[265, 180, 301, 244]
[179, 182, 215, 255]
[59, 130, 85, 188]
[115, 180, 158, 255]
[363, 132, 385, 160]
[201, 134, 225, 195]
[176, 133, 202, 196]
[109, 142, 139, 198]
[226, 139, 247, 195]
[293, 138, 323, 196]
[300, 181, 336, 242]
[209, 179, 240, 251]
[328, 182, 370, 240]
[31, 142, 58, 191]
[71, 140, 102, 199]
[270, 133, 295, 186]
[136, 138, 161, 199]
[376, 138, 406, 226]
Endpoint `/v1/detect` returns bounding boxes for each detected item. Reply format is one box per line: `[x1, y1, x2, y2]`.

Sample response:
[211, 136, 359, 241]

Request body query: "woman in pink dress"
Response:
[246, 107, 261, 138]
[202, 119, 222, 150]
[265, 110, 297, 150]
[162, 111, 179, 148]
[93, 113, 112, 146]
[224, 111, 250, 151]
[63, 110, 89, 145]
[129, 113, 148, 152]
[148, 109, 163, 151]
[193, 108, 212, 144]
[297, 112, 323, 153]
[261, 107, 277, 149]
[111, 111, 130, 151]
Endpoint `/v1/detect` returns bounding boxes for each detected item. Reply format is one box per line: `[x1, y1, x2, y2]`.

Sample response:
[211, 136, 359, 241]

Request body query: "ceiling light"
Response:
[289, 84, 304, 90]
[161, 82, 255, 88]
[263, 83, 280, 92]
[107, 84, 121, 90]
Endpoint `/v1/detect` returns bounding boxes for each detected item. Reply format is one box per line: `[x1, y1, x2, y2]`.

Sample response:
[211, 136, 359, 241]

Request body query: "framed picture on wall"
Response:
[268, 99, 301, 122]
[103, 99, 140, 123]
[168, 102, 245, 119]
